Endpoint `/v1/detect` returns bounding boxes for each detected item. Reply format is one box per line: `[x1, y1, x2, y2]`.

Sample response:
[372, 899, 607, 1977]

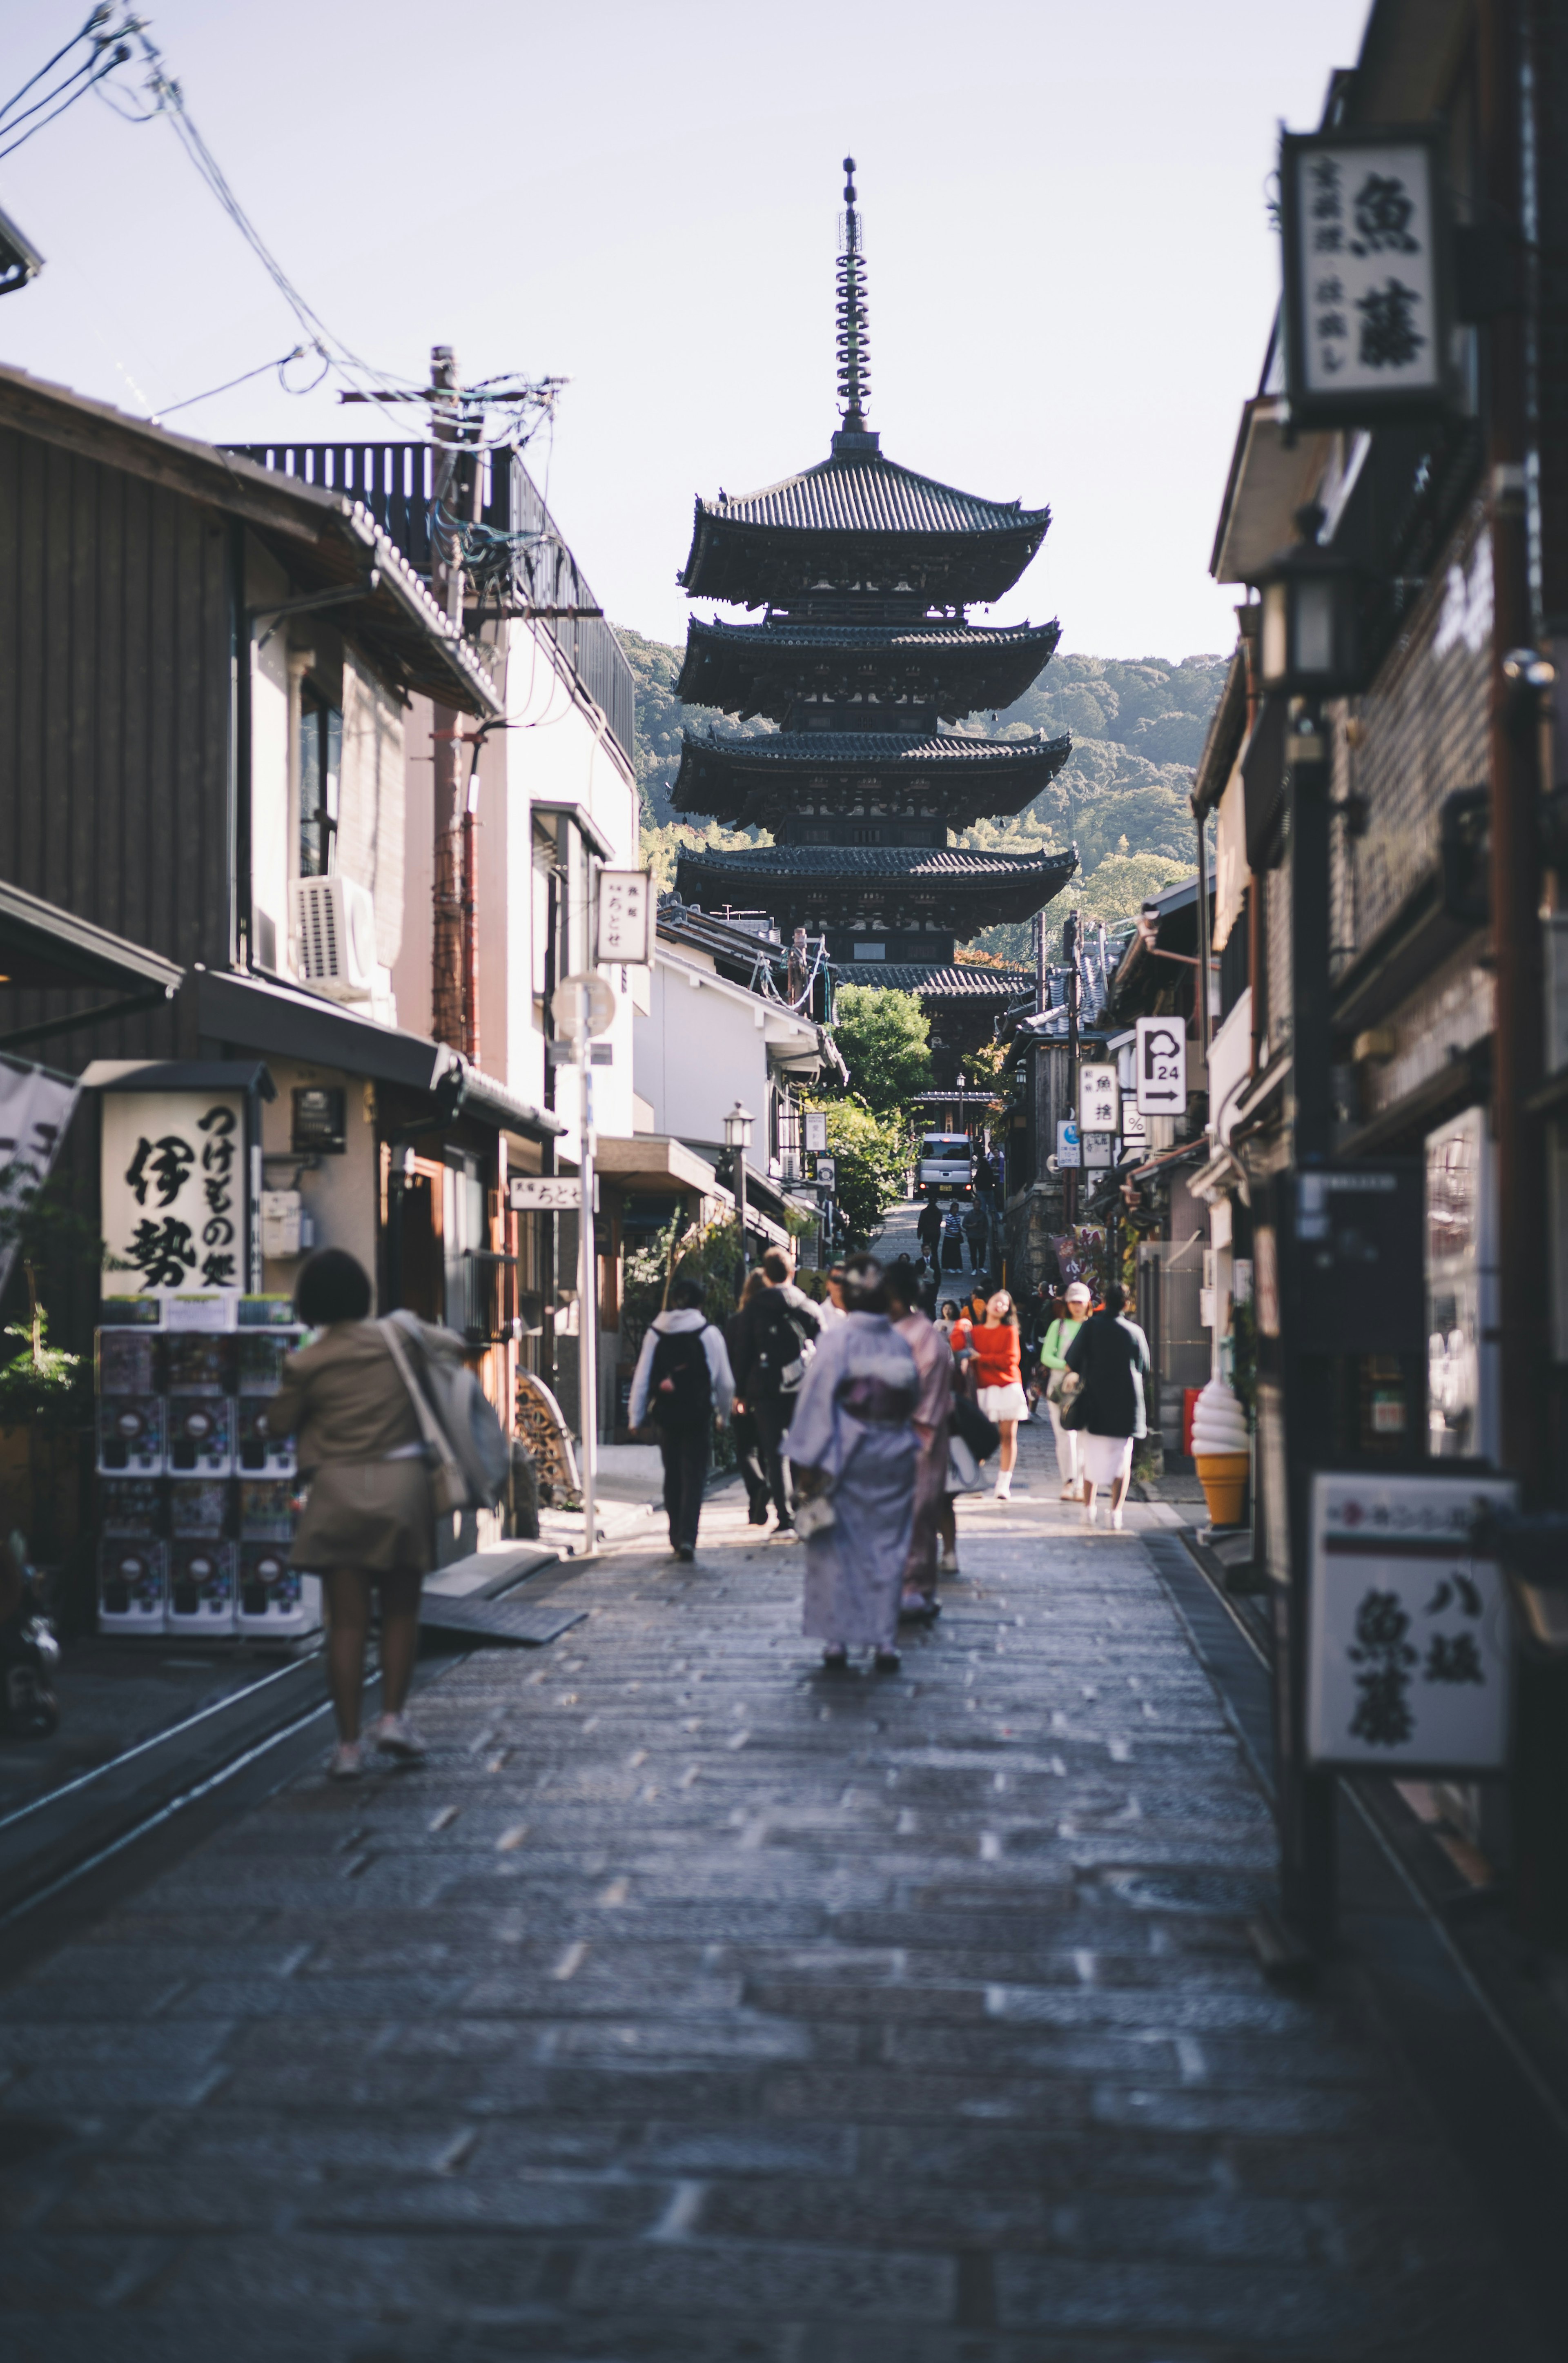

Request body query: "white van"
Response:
[917, 1133, 973, 1198]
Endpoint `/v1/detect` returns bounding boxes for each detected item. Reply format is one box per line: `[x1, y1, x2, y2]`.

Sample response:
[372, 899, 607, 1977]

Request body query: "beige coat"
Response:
[265, 1318, 463, 1574]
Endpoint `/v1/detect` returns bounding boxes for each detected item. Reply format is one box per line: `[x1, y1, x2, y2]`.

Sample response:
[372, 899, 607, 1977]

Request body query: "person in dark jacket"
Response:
[1062, 1282, 1152, 1530]
[940, 1207, 966, 1272]
[728, 1260, 820, 1539]
[628, 1281, 735, 1559]
[916, 1195, 944, 1262]
[726, 1272, 773, 1525]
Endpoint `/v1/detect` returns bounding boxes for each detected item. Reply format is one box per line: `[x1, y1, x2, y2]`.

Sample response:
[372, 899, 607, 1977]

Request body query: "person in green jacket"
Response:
[1040, 1280, 1093, 1499]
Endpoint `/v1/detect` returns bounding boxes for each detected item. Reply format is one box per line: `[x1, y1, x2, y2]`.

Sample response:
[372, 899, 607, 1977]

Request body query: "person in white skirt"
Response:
[969, 1288, 1027, 1501]
[1062, 1282, 1152, 1530]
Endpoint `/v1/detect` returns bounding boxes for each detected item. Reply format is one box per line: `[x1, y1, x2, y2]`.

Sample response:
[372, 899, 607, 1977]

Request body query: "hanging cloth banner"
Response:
[0, 1059, 82, 1302]
[1213, 761, 1248, 953]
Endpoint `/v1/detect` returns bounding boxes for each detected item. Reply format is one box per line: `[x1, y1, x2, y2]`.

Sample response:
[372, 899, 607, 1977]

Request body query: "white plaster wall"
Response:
[257, 1055, 382, 1307]
[392, 691, 436, 1042]
[636, 952, 773, 1146]
[246, 546, 291, 978]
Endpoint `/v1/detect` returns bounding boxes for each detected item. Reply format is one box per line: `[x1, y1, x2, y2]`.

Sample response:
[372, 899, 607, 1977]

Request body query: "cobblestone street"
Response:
[0, 1423, 1546, 2360]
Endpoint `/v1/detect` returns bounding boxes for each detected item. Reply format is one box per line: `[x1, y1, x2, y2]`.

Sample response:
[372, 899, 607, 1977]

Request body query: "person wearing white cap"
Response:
[1062, 1282, 1152, 1530]
[1040, 1283, 1091, 1500]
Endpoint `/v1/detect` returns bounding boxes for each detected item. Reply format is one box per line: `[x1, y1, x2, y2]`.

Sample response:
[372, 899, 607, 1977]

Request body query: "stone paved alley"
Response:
[0, 1419, 1550, 2361]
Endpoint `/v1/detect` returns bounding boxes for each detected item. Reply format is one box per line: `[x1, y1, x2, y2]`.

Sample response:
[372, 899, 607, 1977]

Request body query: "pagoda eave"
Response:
[679, 515, 1050, 609]
[674, 615, 1063, 722]
[671, 729, 1073, 830]
[672, 844, 1077, 933]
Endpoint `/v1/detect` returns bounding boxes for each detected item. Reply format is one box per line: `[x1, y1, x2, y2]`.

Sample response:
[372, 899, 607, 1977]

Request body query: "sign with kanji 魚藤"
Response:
[1135, 1018, 1187, 1115]
[595, 869, 654, 966]
[1281, 127, 1450, 427]
[101, 1091, 246, 1296]
[1306, 1471, 1517, 1770]
[1079, 1063, 1120, 1134]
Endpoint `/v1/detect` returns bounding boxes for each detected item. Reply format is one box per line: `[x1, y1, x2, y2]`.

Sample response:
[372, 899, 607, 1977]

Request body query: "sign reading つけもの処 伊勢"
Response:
[101, 1091, 247, 1296]
[1306, 1471, 1517, 1770]
[1281, 126, 1452, 428]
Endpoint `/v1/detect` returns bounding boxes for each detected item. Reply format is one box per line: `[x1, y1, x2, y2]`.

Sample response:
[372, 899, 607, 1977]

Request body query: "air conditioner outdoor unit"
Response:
[295, 875, 377, 1001]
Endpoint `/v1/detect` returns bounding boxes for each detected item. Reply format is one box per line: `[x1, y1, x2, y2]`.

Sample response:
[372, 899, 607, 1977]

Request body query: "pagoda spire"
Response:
[834, 156, 878, 452]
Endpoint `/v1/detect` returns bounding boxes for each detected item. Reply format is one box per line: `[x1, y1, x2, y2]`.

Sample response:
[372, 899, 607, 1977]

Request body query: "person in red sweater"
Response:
[971, 1290, 1027, 1501]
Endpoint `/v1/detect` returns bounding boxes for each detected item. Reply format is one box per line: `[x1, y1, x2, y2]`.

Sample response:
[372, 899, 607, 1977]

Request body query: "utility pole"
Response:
[1063, 909, 1080, 1226]
[428, 344, 482, 1062]
[575, 984, 598, 1561]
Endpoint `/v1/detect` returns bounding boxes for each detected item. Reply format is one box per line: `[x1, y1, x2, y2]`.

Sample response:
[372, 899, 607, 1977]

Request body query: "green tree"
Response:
[825, 984, 932, 1114]
[806, 1098, 907, 1248]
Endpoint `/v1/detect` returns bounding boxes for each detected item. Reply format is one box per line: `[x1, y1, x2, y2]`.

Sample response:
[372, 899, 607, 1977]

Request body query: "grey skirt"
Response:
[290, 1457, 436, 1575]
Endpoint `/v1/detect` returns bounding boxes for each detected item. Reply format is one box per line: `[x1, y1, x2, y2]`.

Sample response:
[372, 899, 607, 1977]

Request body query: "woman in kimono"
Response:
[882, 1260, 953, 1621]
[787, 1256, 920, 1673]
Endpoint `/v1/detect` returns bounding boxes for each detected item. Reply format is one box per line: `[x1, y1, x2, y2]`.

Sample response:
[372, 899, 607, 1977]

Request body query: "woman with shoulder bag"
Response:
[265, 1249, 470, 1780]
[1040, 1281, 1091, 1501]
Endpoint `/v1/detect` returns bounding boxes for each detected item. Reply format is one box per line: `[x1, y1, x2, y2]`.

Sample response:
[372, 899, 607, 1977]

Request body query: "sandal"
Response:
[873, 1648, 902, 1674]
[821, 1645, 849, 1672]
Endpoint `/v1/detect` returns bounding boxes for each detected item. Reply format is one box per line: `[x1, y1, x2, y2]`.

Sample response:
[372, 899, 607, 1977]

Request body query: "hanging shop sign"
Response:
[804, 1111, 829, 1155]
[815, 1156, 837, 1191]
[1134, 1018, 1187, 1115]
[595, 869, 654, 967]
[508, 1175, 597, 1213]
[1280, 125, 1453, 429]
[101, 1089, 246, 1296]
[1079, 1063, 1120, 1134]
[1306, 1470, 1517, 1770]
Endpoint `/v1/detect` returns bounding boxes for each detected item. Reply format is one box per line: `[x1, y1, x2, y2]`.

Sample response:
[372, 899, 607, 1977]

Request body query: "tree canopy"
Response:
[824, 984, 932, 1114]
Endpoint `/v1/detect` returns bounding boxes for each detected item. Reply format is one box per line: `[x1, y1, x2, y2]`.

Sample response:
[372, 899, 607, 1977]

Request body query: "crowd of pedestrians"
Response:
[259, 1198, 1158, 1769]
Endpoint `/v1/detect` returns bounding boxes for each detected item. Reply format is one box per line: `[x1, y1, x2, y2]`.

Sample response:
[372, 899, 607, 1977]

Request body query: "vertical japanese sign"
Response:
[0, 1061, 81, 1300]
[595, 869, 654, 966]
[1078, 1063, 1120, 1134]
[1282, 129, 1450, 425]
[101, 1092, 246, 1296]
[1306, 1471, 1516, 1768]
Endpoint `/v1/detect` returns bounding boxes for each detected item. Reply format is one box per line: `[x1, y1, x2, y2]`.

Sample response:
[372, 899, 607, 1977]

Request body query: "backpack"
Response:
[383, 1312, 510, 1509]
[752, 1292, 811, 1400]
[648, 1323, 713, 1426]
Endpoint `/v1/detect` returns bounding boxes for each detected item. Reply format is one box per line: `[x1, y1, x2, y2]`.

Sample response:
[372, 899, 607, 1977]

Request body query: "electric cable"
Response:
[0, 3, 109, 126]
[151, 343, 327, 421]
[0, 36, 130, 161]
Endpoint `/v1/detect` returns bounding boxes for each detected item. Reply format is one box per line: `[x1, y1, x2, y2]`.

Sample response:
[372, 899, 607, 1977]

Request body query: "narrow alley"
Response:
[1, 1422, 1544, 2361]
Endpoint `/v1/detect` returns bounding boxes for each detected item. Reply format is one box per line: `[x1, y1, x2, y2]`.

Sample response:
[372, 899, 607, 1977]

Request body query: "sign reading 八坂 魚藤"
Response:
[101, 1092, 246, 1296]
[1281, 127, 1451, 428]
[1306, 1471, 1517, 1771]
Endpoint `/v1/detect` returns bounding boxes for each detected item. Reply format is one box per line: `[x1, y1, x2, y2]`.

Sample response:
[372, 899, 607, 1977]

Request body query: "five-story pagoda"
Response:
[673, 160, 1076, 1074]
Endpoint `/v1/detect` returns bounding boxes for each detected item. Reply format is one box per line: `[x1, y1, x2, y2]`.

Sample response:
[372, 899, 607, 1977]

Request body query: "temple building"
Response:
[672, 159, 1076, 1080]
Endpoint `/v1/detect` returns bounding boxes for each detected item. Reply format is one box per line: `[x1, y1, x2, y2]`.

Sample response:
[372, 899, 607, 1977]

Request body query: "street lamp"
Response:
[0, 204, 43, 299]
[724, 1100, 755, 1300]
[1257, 504, 1368, 698]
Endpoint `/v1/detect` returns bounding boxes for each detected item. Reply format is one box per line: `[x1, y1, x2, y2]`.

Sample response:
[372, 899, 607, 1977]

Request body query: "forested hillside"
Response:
[617, 626, 1226, 960]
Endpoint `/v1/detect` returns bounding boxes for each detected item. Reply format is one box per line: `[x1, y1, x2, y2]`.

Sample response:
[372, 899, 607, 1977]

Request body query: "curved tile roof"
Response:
[679, 729, 1071, 770]
[699, 451, 1050, 539]
[861, 963, 1036, 998]
[674, 844, 1075, 883]
[687, 616, 1060, 653]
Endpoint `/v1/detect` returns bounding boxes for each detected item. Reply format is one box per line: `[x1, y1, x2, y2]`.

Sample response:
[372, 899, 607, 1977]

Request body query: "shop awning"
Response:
[0, 880, 184, 1052]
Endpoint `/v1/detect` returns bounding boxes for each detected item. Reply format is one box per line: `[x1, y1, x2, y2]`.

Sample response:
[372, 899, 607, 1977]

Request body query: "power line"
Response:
[0, 34, 131, 163]
[0, 4, 110, 127]
[151, 343, 329, 422]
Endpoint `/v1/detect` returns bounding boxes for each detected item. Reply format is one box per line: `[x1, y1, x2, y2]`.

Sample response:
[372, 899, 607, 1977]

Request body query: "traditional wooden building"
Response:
[671, 161, 1075, 1079]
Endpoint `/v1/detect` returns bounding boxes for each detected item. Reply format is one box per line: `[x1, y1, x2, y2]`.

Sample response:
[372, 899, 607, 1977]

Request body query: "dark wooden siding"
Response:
[0, 423, 234, 1064]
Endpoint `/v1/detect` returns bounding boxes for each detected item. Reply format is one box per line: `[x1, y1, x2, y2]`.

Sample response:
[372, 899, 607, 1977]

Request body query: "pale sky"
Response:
[0, 0, 1371, 662]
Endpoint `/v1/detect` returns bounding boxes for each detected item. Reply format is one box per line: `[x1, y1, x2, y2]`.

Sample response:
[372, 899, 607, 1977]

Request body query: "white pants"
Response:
[1047, 1399, 1080, 1485]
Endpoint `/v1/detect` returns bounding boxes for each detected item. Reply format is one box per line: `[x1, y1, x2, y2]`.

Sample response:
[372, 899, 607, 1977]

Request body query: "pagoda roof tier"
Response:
[673, 842, 1077, 932]
[860, 963, 1035, 1001]
[679, 448, 1051, 608]
[673, 728, 1073, 831]
[676, 615, 1062, 723]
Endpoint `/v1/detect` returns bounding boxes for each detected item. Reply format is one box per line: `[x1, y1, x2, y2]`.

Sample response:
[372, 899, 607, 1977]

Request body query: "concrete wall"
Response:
[256, 1055, 382, 1308]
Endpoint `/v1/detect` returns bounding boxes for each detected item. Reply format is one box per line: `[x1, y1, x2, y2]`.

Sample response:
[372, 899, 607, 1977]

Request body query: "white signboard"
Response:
[1283, 131, 1446, 421]
[101, 1091, 246, 1295]
[0, 1061, 80, 1300]
[804, 1111, 828, 1155]
[1079, 1063, 1120, 1134]
[1135, 1018, 1187, 1115]
[1084, 1135, 1113, 1171]
[508, 1175, 593, 1213]
[1306, 1471, 1517, 1770]
[815, 1157, 836, 1190]
[1055, 1120, 1080, 1170]
[595, 869, 654, 966]
[1121, 1103, 1148, 1145]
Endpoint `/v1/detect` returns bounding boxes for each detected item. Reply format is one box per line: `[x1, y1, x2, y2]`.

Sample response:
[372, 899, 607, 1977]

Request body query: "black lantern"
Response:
[1256, 504, 1367, 697]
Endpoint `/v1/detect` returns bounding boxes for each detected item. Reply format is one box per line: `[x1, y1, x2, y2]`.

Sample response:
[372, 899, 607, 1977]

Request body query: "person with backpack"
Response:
[628, 1278, 735, 1561]
[265, 1247, 472, 1781]
[726, 1272, 773, 1526]
[728, 1251, 820, 1539]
